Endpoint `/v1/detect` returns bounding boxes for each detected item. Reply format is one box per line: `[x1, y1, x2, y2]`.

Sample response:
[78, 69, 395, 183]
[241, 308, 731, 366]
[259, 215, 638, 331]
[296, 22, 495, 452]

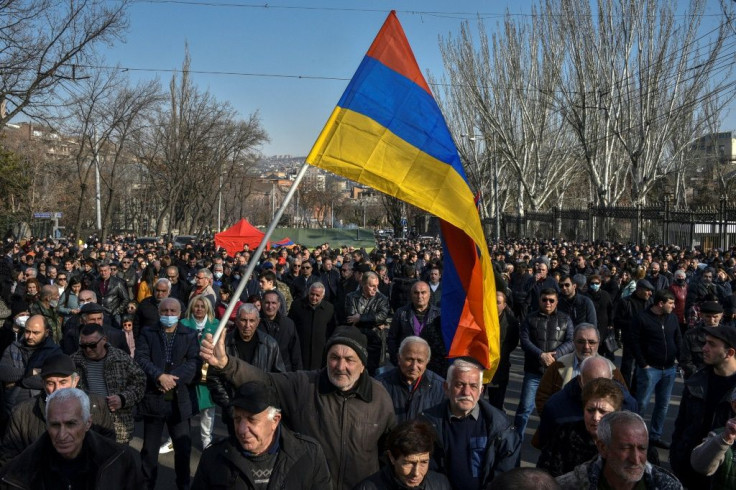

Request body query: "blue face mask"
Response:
[589, 283, 600, 292]
[160, 315, 179, 327]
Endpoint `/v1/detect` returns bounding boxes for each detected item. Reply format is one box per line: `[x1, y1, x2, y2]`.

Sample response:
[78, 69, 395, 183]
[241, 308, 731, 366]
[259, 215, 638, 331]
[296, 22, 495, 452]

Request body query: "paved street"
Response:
[131, 348, 684, 487]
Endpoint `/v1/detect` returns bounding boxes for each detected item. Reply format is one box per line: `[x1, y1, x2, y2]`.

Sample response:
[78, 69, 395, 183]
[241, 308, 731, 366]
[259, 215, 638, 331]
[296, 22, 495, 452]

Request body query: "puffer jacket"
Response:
[71, 344, 146, 443]
[0, 392, 115, 465]
[207, 329, 285, 409]
[0, 430, 142, 489]
[214, 357, 396, 490]
[519, 310, 574, 375]
[556, 455, 682, 490]
[192, 426, 332, 490]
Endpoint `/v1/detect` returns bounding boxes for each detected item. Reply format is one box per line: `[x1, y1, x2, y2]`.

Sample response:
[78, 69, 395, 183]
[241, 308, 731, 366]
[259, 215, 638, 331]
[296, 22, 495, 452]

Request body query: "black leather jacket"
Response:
[207, 329, 285, 409]
[94, 276, 130, 317]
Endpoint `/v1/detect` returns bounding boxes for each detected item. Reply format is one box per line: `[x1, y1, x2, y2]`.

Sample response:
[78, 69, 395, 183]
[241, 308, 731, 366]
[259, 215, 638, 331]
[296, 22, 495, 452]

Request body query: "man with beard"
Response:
[0, 315, 61, 413]
[200, 326, 395, 490]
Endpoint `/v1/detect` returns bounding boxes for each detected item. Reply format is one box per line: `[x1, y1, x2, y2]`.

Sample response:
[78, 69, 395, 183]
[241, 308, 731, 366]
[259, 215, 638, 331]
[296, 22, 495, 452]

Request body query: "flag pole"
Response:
[211, 161, 311, 344]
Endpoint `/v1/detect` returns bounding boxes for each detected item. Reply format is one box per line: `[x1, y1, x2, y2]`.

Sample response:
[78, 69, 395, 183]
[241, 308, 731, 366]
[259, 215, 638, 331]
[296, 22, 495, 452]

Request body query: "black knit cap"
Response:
[230, 381, 279, 413]
[325, 326, 368, 366]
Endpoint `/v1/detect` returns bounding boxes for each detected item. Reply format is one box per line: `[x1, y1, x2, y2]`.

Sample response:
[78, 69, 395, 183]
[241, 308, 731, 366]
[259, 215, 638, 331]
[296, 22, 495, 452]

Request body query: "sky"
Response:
[98, 0, 731, 157]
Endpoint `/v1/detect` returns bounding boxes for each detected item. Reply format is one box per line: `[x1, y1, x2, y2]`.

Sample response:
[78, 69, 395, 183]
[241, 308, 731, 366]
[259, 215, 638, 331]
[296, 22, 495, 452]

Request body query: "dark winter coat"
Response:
[375, 367, 445, 424]
[288, 297, 336, 370]
[192, 426, 332, 490]
[213, 357, 396, 490]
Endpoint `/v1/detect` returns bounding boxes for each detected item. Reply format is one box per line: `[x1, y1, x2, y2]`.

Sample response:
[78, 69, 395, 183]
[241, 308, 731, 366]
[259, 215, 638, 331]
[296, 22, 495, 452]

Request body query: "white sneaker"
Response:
[159, 439, 173, 454]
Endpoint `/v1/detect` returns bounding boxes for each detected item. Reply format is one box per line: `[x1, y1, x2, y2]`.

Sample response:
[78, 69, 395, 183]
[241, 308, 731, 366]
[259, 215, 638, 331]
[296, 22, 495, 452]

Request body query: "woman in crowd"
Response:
[57, 276, 82, 323]
[354, 419, 451, 489]
[179, 294, 218, 449]
[537, 378, 623, 477]
[214, 283, 242, 331]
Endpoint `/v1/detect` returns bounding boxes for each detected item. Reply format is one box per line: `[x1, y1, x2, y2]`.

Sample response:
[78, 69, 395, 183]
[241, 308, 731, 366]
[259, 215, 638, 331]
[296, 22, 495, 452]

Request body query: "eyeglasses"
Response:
[303, 266, 312, 270]
[541, 298, 556, 303]
[57, 277, 67, 281]
[79, 338, 103, 350]
[575, 339, 599, 346]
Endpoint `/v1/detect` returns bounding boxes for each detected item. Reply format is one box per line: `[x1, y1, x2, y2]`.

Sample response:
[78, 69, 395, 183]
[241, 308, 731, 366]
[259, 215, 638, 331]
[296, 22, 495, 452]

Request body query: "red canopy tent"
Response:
[214, 218, 268, 256]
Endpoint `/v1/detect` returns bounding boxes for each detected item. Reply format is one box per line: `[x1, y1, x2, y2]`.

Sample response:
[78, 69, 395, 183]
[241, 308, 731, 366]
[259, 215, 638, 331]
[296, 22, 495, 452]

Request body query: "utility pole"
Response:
[93, 129, 102, 232]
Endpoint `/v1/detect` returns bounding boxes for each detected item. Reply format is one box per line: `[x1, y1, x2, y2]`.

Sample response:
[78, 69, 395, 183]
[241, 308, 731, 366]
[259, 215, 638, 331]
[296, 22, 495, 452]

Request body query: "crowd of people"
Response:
[0, 234, 735, 489]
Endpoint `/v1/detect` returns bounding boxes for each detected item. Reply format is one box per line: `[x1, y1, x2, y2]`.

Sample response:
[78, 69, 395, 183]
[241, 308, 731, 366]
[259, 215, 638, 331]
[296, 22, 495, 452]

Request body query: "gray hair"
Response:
[574, 323, 600, 341]
[309, 282, 325, 292]
[597, 411, 647, 446]
[447, 358, 482, 386]
[197, 268, 213, 280]
[46, 387, 91, 423]
[238, 303, 260, 317]
[80, 290, 97, 302]
[155, 278, 172, 291]
[266, 406, 282, 421]
[398, 336, 431, 361]
[158, 297, 181, 315]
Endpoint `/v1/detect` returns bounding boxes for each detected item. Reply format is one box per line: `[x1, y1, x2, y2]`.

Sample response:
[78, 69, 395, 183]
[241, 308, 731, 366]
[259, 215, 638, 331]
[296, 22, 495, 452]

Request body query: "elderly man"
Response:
[135, 297, 201, 490]
[0, 388, 142, 489]
[208, 303, 284, 437]
[534, 356, 637, 450]
[670, 325, 736, 488]
[29, 285, 61, 343]
[288, 282, 336, 370]
[535, 323, 626, 414]
[345, 271, 391, 375]
[70, 324, 146, 444]
[387, 280, 446, 377]
[201, 325, 395, 490]
[556, 411, 681, 489]
[136, 278, 171, 330]
[190, 268, 216, 309]
[166, 265, 191, 304]
[93, 263, 129, 328]
[376, 336, 445, 423]
[0, 315, 60, 413]
[192, 381, 331, 489]
[0, 354, 116, 465]
[60, 302, 129, 355]
[515, 288, 574, 438]
[420, 358, 520, 489]
[260, 290, 302, 371]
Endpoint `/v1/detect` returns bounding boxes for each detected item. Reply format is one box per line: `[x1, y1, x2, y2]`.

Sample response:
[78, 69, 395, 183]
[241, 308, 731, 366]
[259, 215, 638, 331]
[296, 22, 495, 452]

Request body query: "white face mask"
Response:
[15, 315, 29, 328]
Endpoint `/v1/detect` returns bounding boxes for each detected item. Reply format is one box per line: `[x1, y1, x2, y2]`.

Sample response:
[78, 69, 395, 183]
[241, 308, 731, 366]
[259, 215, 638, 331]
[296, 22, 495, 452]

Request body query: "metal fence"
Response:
[497, 196, 736, 248]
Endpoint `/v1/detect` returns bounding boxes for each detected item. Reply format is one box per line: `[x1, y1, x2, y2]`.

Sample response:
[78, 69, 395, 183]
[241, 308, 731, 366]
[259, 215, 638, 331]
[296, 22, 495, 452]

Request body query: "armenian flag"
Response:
[306, 11, 499, 371]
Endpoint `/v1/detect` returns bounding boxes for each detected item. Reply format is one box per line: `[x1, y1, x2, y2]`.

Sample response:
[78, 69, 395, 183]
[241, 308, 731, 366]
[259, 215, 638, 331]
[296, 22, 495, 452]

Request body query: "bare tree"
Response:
[0, 0, 129, 125]
[551, 0, 732, 206]
[135, 50, 268, 235]
[439, 13, 579, 216]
